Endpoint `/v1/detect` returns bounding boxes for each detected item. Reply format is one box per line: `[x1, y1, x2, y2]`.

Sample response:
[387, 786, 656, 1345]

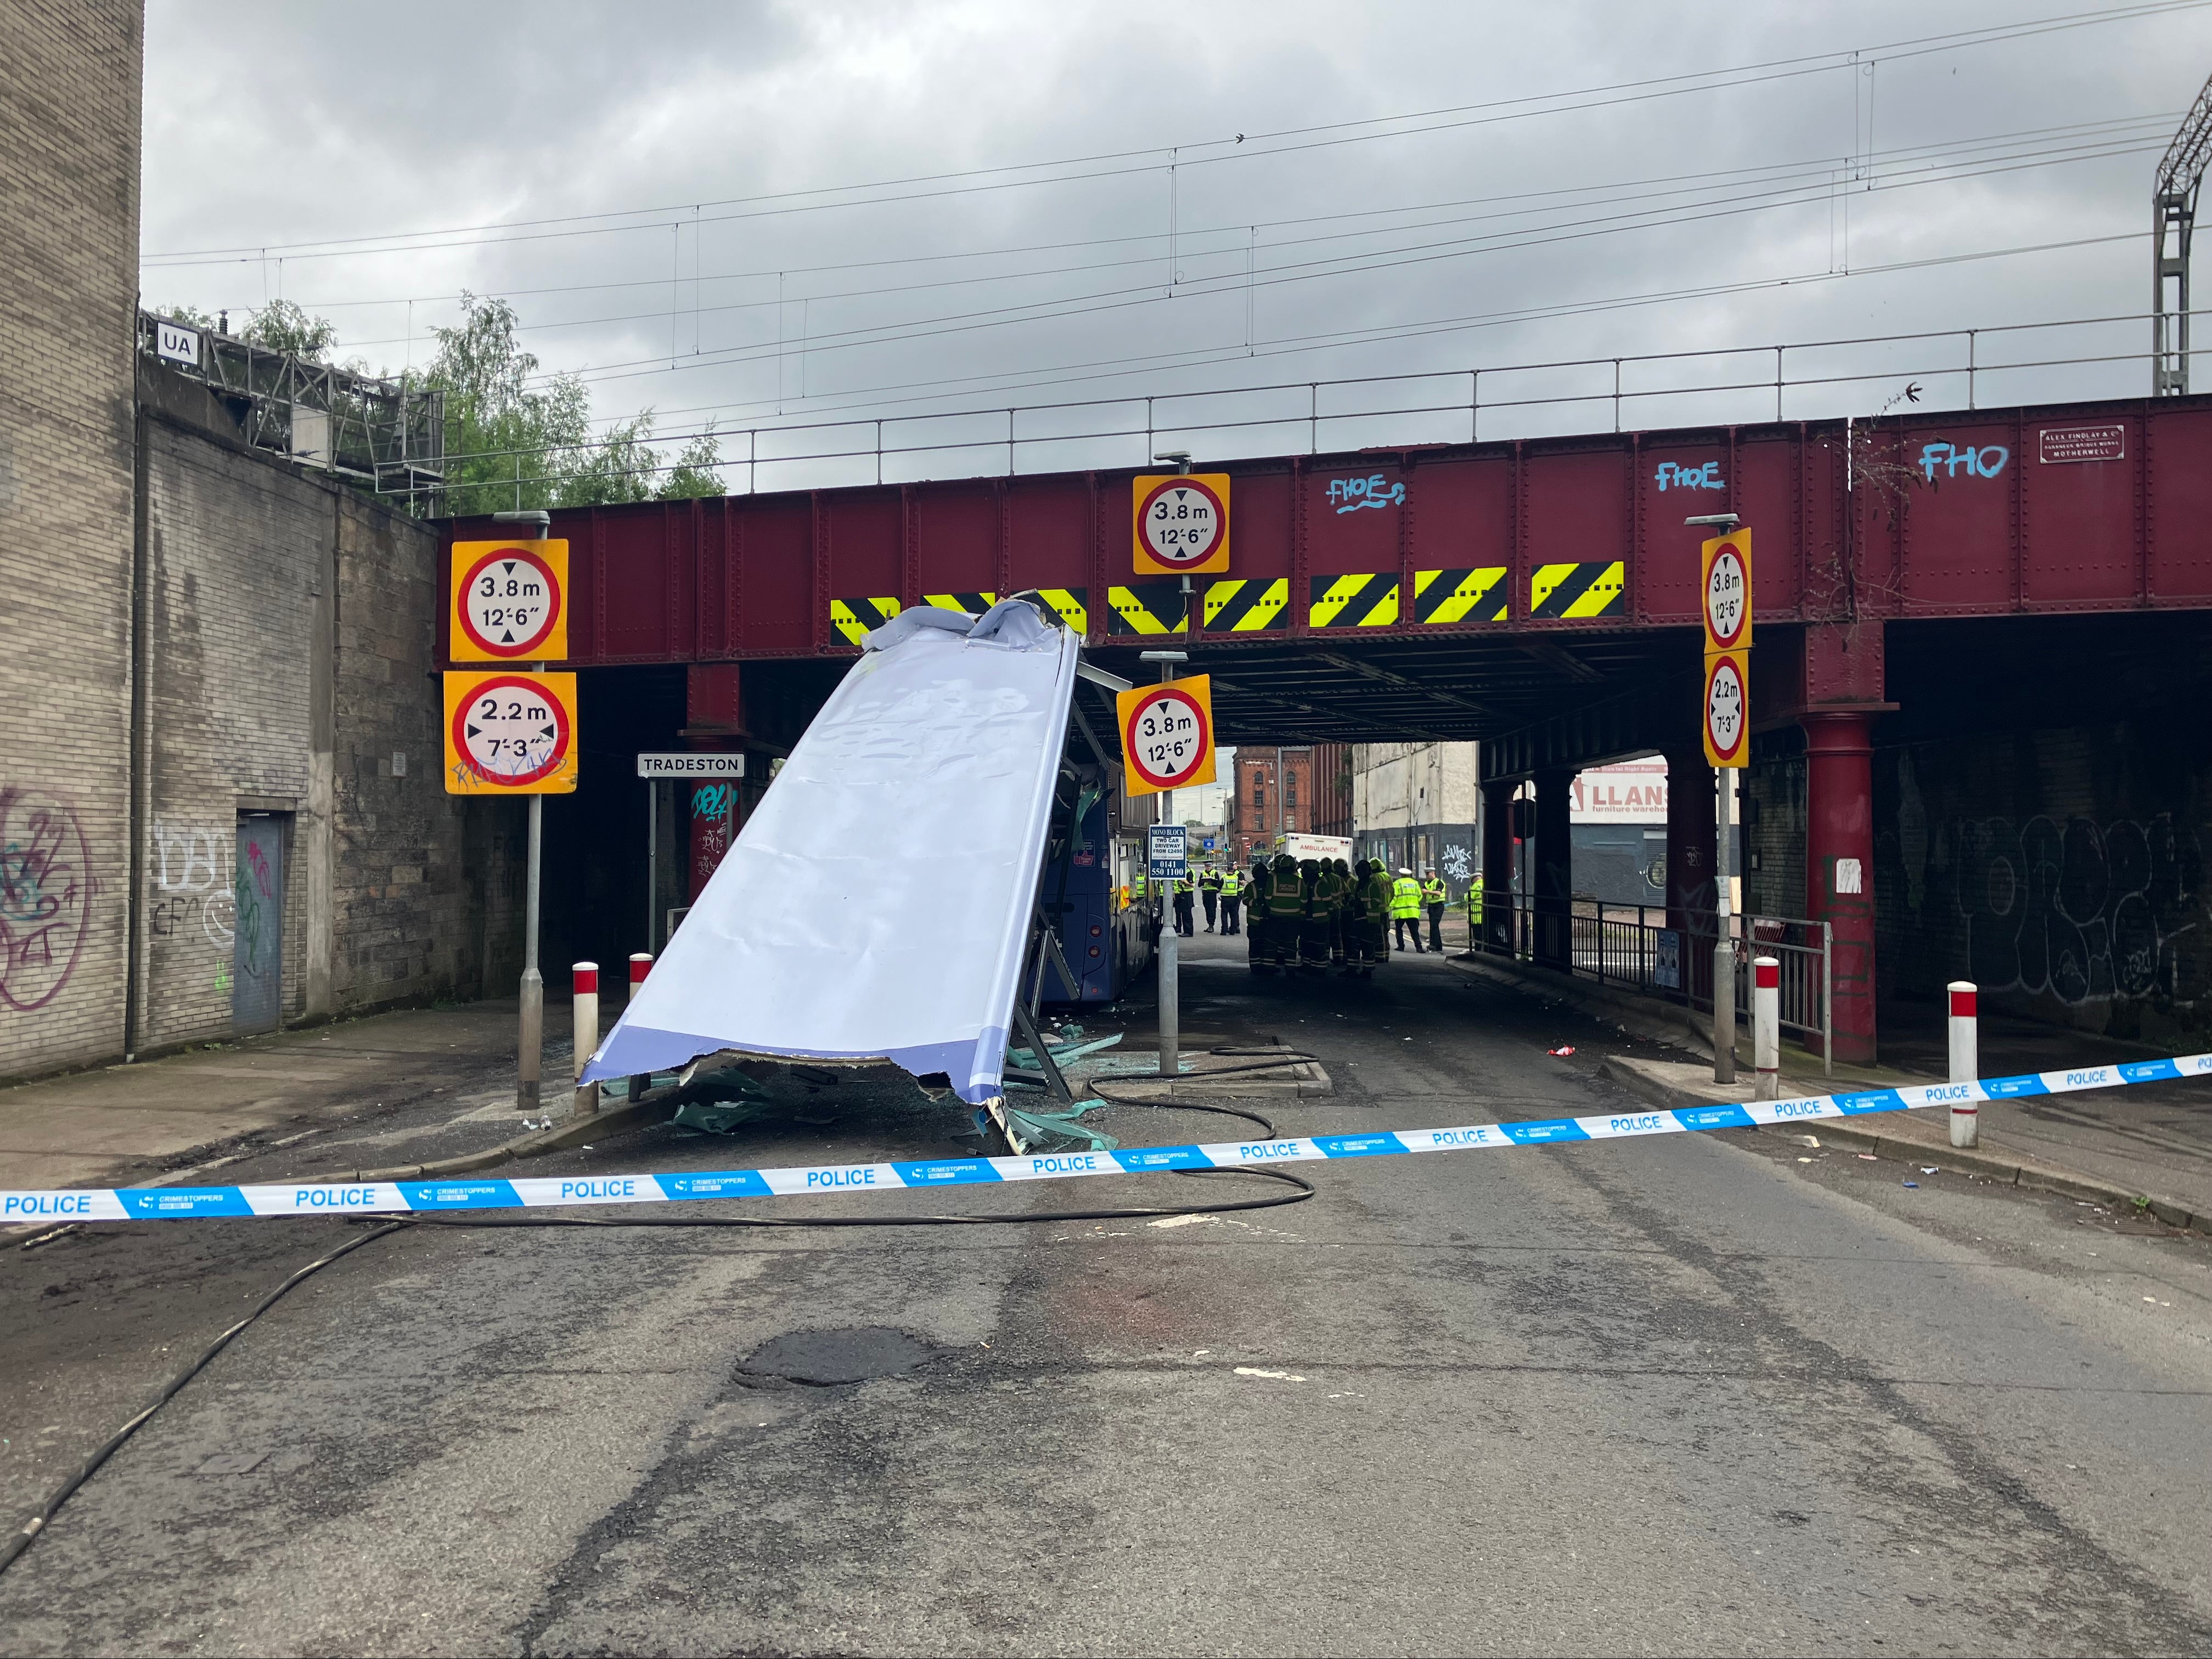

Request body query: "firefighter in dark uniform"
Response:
[1364, 860, 1395, 966]
[1247, 856, 1274, 971]
[1341, 857, 1371, 975]
[1269, 853, 1304, 969]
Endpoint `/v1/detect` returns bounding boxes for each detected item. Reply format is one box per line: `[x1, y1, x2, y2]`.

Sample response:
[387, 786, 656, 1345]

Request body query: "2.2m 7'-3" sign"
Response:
[442, 671, 579, 794]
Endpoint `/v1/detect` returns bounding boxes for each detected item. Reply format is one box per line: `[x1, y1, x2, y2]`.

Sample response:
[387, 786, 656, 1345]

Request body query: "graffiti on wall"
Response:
[0, 788, 95, 1012]
[149, 820, 235, 949]
[1953, 814, 2204, 1005]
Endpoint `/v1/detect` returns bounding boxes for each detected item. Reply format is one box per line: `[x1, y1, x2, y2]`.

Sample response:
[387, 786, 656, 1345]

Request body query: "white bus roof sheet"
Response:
[582, 600, 1078, 1104]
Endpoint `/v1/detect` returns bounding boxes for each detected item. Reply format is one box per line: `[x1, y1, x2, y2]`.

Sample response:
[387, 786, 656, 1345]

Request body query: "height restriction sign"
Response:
[1700, 527, 1751, 653]
[443, 671, 580, 794]
[1116, 675, 1217, 796]
[451, 540, 569, 662]
[1132, 473, 1231, 575]
[1702, 650, 1749, 770]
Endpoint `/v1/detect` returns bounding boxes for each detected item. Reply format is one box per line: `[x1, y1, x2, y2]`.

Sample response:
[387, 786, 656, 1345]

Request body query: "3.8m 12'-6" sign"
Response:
[1116, 675, 1217, 797]
[451, 539, 569, 661]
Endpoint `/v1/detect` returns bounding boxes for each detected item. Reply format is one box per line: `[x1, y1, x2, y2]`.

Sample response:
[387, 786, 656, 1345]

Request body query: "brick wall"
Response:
[0, 4, 142, 1076]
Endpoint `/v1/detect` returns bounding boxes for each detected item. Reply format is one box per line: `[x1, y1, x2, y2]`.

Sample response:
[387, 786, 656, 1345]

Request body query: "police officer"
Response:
[1463, 871, 1485, 952]
[1391, 866, 1425, 953]
[1220, 865, 1242, 935]
[1201, 867, 1221, 932]
[1174, 870, 1196, 936]
[1422, 870, 1448, 953]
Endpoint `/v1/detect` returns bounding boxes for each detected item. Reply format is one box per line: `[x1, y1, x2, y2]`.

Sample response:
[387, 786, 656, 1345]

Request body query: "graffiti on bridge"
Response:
[0, 787, 96, 1013]
[1954, 814, 2204, 1005]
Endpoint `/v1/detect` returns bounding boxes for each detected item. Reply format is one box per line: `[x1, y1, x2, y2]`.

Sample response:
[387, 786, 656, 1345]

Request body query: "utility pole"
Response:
[491, 508, 550, 1111]
[2154, 70, 2212, 394]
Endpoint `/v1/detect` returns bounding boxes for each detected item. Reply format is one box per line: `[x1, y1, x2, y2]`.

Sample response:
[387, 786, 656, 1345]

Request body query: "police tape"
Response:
[8, 1054, 2208, 1224]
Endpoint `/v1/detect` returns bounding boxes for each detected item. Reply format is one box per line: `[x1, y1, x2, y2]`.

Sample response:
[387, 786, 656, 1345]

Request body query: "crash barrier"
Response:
[7, 1051, 2204, 1224]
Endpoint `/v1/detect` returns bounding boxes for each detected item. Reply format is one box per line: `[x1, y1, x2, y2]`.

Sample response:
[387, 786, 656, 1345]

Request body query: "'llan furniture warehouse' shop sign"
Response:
[1571, 761, 1669, 825]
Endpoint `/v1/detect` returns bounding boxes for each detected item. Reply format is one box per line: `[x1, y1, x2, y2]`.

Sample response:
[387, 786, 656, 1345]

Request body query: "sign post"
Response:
[1693, 520, 1751, 1084]
[1148, 823, 1189, 1079]
[449, 516, 571, 1111]
[635, 754, 746, 953]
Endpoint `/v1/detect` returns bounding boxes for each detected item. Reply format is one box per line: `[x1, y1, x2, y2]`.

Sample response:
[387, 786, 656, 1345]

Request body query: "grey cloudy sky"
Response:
[139, 1, 2212, 487]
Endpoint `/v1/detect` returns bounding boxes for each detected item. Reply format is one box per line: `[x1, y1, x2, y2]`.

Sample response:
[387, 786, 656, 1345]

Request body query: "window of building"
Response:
[1285, 773, 1298, 806]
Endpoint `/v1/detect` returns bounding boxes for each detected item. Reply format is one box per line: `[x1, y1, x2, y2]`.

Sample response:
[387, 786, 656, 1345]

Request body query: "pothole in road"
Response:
[735, 1327, 942, 1387]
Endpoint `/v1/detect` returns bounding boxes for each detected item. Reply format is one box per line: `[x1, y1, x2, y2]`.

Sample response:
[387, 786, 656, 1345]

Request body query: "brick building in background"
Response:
[1223, 743, 1353, 864]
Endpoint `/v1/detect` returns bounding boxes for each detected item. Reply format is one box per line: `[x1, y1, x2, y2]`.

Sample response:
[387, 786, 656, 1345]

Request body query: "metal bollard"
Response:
[1948, 980, 1979, 1147]
[1752, 956, 1780, 1099]
[572, 962, 600, 1118]
[626, 952, 654, 1104]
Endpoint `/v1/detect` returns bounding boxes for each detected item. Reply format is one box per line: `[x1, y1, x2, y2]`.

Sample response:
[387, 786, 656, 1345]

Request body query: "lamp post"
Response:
[1686, 509, 1742, 1085]
[491, 507, 551, 1112]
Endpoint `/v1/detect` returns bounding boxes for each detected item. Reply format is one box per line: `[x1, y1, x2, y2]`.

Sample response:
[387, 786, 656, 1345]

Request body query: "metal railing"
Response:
[1476, 895, 1832, 1075]
[391, 308, 2211, 505]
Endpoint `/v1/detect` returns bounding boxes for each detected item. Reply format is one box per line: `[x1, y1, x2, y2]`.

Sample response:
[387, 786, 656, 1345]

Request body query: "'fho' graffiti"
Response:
[1326, 475, 1405, 514]
[1653, 461, 1724, 491]
[1920, 442, 2010, 481]
[0, 787, 96, 1013]
[1954, 814, 2202, 1005]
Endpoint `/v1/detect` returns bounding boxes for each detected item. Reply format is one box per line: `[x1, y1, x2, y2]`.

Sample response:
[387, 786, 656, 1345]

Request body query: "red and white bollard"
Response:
[1948, 980, 1979, 1148]
[572, 962, 599, 1118]
[1752, 956, 1780, 1100]
[626, 952, 654, 1104]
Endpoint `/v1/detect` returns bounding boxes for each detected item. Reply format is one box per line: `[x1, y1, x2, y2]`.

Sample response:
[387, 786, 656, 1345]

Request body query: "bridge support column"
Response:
[1803, 710, 1877, 1066]
[1533, 768, 1573, 970]
[1480, 779, 1515, 954]
[685, 664, 745, 902]
[1664, 748, 1716, 1005]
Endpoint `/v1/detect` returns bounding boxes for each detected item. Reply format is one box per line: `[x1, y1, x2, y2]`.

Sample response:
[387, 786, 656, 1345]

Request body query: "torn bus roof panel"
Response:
[582, 600, 1080, 1105]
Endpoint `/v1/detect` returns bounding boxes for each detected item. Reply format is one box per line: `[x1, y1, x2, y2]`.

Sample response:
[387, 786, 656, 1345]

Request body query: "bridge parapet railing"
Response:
[1474, 895, 1832, 1075]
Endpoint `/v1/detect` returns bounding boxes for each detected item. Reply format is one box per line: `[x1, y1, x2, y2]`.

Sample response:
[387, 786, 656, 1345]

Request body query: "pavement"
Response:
[0, 998, 599, 1199]
[1444, 946, 2212, 1228]
[1, 932, 2208, 1654]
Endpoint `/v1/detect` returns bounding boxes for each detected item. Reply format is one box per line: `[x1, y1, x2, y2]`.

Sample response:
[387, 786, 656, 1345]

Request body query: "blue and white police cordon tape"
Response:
[8, 1055, 2208, 1224]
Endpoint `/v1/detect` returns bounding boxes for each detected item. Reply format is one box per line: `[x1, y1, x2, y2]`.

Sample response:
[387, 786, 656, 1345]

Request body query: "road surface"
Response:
[3, 937, 2205, 1655]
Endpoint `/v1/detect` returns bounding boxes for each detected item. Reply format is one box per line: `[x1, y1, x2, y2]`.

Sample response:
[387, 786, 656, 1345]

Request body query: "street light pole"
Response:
[492, 508, 550, 1113]
[1686, 509, 1742, 1086]
[1139, 647, 1187, 1081]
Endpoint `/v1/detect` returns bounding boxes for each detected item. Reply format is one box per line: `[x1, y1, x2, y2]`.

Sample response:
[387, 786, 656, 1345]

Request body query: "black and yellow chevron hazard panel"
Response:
[1033, 587, 1088, 634]
[922, 591, 997, 617]
[1107, 582, 1188, 635]
[830, 596, 902, 646]
[1529, 561, 1625, 620]
[1202, 577, 1289, 632]
[1308, 573, 1400, 628]
[1410, 567, 1509, 625]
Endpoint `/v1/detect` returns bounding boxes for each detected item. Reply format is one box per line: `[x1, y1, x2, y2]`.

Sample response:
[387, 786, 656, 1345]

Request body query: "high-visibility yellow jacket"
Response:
[1421, 878, 1446, 906]
[1464, 875, 1485, 924]
[1221, 872, 1240, 896]
[1390, 876, 1423, 919]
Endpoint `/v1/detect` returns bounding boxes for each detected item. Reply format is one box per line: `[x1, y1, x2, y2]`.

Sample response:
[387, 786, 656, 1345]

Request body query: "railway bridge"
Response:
[446, 392, 2212, 1064]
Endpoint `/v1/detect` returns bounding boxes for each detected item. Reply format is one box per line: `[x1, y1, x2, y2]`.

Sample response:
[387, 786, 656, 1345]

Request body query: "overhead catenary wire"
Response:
[263, 119, 2175, 358]
[139, 1, 2206, 270]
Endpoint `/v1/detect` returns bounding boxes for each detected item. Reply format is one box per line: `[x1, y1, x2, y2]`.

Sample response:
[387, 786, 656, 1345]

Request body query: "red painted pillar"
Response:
[1664, 748, 1715, 1004]
[685, 664, 745, 901]
[1803, 710, 1876, 1065]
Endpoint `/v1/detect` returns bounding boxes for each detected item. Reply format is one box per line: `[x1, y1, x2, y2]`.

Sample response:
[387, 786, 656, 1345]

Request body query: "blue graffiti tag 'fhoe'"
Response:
[7, 1053, 2206, 1223]
[582, 600, 1078, 1105]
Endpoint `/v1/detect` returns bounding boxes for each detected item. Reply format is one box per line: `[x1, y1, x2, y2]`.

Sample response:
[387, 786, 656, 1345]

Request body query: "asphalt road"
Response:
[3, 936, 2207, 1656]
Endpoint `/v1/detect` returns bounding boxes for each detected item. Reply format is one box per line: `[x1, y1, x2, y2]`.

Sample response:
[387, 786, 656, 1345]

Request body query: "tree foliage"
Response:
[421, 294, 725, 515]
